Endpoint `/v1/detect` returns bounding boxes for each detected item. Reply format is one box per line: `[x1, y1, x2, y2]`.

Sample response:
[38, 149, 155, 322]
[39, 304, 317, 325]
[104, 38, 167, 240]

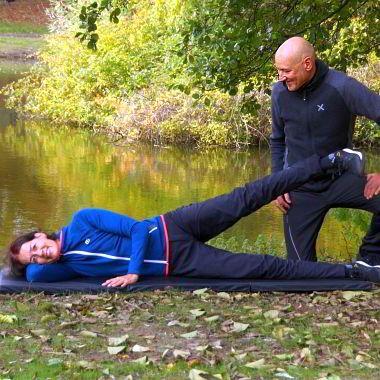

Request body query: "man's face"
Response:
[18, 233, 61, 265]
[275, 56, 312, 91]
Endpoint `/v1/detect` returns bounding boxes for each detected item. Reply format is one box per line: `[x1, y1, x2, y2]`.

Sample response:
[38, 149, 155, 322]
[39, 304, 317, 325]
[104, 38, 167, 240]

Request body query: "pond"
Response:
[0, 65, 377, 263]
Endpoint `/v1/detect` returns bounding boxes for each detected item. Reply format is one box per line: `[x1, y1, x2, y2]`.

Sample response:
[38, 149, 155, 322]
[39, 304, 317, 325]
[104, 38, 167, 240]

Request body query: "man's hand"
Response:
[102, 274, 139, 288]
[364, 173, 380, 200]
[273, 193, 292, 213]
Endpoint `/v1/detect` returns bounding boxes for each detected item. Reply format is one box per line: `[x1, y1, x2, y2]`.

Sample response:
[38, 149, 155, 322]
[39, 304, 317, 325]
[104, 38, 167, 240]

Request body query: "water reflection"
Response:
[0, 122, 277, 246]
[1, 118, 374, 263]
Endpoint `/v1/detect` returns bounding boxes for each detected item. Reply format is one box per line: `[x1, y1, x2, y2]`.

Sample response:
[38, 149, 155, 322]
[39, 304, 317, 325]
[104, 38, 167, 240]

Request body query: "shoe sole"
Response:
[355, 260, 380, 268]
[342, 148, 365, 175]
[342, 148, 362, 160]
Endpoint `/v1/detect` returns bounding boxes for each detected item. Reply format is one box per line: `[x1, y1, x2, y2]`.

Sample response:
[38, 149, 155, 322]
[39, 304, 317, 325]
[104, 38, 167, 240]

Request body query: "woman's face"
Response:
[18, 233, 61, 265]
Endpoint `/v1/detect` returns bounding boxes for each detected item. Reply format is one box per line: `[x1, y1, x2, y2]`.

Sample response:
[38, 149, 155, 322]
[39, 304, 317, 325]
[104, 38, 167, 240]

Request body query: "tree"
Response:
[77, 0, 379, 98]
[176, 0, 379, 95]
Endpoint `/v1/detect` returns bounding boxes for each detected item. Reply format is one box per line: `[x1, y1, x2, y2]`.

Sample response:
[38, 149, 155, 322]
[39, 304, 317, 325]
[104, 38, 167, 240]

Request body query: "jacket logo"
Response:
[85, 238, 91, 244]
[317, 104, 325, 112]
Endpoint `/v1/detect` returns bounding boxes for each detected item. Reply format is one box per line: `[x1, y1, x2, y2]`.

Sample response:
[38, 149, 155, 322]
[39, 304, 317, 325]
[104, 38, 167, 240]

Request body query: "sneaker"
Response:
[349, 261, 380, 283]
[356, 253, 380, 267]
[330, 148, 364, 176]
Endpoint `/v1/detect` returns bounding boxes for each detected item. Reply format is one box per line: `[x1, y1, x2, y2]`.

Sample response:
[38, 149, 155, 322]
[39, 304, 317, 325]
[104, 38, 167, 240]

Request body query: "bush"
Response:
[112, 87, 271, 147]
[348, 56, 380, 147]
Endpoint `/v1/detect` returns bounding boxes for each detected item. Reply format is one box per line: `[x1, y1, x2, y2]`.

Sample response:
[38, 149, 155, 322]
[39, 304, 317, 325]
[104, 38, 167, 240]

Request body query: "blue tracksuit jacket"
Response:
[25, 208, 168, 282]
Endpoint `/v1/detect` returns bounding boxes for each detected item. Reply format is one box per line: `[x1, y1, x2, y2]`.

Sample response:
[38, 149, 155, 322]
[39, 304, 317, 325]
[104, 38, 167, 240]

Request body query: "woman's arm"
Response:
[74, 208, 150, 276]
[26, 263, 78, 282]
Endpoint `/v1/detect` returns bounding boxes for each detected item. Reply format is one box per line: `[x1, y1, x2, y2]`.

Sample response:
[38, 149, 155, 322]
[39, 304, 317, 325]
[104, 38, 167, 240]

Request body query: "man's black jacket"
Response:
[270, 60, 380, 183]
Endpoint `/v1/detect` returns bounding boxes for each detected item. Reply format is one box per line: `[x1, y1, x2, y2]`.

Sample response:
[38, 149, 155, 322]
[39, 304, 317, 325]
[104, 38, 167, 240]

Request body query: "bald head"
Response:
[274, 37, 317, 91]
[275, 37, 316, 64]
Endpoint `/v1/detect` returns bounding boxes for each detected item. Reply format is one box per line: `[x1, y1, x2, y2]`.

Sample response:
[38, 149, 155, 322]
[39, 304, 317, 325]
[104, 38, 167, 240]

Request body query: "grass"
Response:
[0, 58, 32, 75]
[0, 36, 45, 50]
[0, 21, 48, 34]
[0, 288, 379, 379]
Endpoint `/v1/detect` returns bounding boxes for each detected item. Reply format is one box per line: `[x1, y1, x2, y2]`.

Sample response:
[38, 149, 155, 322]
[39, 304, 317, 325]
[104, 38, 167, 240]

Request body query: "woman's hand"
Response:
[102, 274, 139, 288]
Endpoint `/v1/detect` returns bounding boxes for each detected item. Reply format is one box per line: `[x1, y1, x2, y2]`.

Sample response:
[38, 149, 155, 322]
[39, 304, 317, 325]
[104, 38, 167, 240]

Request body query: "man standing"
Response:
[271, 36, 380, 264]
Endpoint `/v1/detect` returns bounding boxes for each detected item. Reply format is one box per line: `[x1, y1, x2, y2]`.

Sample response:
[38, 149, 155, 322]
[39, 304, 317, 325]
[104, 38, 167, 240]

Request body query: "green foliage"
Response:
[3, 0, 185, 127]
[175, 0, 380, 95]
[329, 208, 371, 259]
[210, 234, 285, 257]
[349, 56, 380, 147]
[76, 0, 122, 50]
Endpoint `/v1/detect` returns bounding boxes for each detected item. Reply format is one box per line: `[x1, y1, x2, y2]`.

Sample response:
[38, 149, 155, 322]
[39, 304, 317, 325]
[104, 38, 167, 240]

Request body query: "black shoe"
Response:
[356, 253, 380, 267]
[349, 261, 380, 283]
[331, 148, 364, 176]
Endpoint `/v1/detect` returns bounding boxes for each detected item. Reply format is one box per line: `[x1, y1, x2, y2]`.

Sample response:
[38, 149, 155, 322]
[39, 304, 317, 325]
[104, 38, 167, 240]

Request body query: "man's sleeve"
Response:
[75, 208, 150, 275]
[270, 87, 286, 173]
[26, 263, 78, 282]
[342, 76, 380, 124]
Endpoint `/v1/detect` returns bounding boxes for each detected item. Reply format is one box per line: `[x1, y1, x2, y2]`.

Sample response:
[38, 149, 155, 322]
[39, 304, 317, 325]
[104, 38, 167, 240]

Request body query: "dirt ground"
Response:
[0, 0, 50, 24]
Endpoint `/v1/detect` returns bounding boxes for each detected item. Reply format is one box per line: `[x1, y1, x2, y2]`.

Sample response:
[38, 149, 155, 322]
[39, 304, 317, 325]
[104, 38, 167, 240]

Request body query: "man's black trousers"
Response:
[283, 173, 380, 262]
[163, 155, 346, 280]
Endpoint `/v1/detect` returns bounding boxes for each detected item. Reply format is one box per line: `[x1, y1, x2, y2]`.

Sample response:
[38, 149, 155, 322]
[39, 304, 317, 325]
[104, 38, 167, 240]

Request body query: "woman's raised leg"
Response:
[166, 155, 324, 242]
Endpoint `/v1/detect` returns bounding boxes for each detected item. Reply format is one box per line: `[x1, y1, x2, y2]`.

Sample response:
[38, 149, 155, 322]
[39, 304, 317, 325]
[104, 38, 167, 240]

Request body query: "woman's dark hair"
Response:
[6, 230, 57, 277]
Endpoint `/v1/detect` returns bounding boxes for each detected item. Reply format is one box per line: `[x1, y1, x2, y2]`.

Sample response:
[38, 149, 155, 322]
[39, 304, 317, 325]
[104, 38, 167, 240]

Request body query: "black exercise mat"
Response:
[0, 271, 375, 294]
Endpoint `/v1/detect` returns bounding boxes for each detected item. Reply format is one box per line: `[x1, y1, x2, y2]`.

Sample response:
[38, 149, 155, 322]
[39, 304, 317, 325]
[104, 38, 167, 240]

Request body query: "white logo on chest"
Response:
[84, 238, 91, 245]
[317, 103, 325, 112]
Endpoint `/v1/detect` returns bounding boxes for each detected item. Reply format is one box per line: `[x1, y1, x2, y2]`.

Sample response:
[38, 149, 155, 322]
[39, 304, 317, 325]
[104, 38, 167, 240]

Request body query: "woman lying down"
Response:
[6, 151, 380, 287]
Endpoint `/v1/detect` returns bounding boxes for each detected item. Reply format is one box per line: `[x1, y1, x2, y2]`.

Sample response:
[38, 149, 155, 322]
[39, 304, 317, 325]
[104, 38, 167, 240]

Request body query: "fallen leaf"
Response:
[132, 344, 150, 353]
[316, 322, 339, 328]
[30, 329, 46, 336]
[193, 288, 208, 295]
[195, 345, 210, 352]
[211, 340, 223, 349]
[341, 291, 364, 300]
[190, 309, 206, 317]
[168, 320, 190, 327]
[173, 349, 191, 359]
[181, 331, 198, 339]
[108, 334, 129, 346]
[245, 358, 266, 369]
[15, 301, 29, 312]
[188, 368, 221, 379]
[132, 356, 150, 365]
[231, 322, 249, 333]
[0, 314, 18, 324]
[47, 358, 63, 366]
[77, 360, 96, 369]
[234, 353, 248, 360]
[300, 347, 312, 361]
[264, 310, 279, 319]
[274, 353, 294, 360]
[107, 346, 126, 355]
[274, 371, 295, 379]
[217, 292, 230, 299]
[80, 330, 98, 338]
[204, 315, 219, 322]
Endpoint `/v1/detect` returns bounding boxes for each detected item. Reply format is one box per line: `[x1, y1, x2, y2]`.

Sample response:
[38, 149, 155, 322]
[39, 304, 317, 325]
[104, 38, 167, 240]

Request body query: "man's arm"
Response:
[270, 86, 292, 212]
[364, 173, 380, 199]
[270, 89, 286, 173]
[342, 76, 380, 124]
